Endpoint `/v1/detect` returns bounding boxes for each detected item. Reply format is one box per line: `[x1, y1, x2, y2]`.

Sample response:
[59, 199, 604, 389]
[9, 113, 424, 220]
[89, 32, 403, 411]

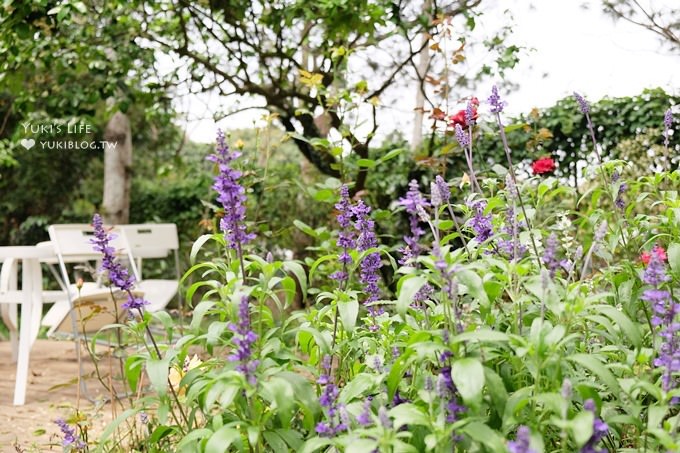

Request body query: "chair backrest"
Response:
[121, 224, 179, 281]
[48, 224, 135, 289]
[121, 224, 179, 258]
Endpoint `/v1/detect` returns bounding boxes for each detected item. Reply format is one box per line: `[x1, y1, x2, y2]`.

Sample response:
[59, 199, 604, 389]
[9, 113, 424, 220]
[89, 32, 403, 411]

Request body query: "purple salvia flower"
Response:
[497, 208, 527, 261]
[643, 249, 670, 287]
[612, 171, 627, 210]
[331, 185, 356, 283]
[353, 200, 382, 319]
[392, 389, 409, 406]
[357, 399, 372, 426]
[573, 92, 590, 114]
[208, 130, 255, 251]
[508, 426, 536, 453]
[562, 378, 572, 399]
[378, 406, 392, 429]
[316, 355, 346, 436]
[228, 296, 259, 385]
[398, 180, 429, 264]
[542, 233, 560, 277]
[436, 365, 465, 423]
[434, 175, 451, 205]
[91, 214, 149, 311]
[465, 99, 476, 126]
[488, 85, 505, 114]
[664, 108, 673, 148]
[580, 400, 608, 453]
[55, 418, 86, 450]
[642, 252, 679, 392]
[466, 199, 493, 242]
[454, 123, 470, 148]
[412, 283, 434, 308]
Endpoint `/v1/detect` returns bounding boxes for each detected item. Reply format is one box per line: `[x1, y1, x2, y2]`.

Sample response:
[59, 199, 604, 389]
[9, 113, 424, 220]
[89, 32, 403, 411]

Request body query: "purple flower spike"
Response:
[353, 200, 383, 316]
[488, 85, 505, 114]
[91, 214, 150, 311]
[508, 426, 536, 453]
[55, 418, 86, 450]
[316, 355, 346, 436]
[208, 130, 255, 251]
[642, 252, 679, 393]
[331, 185, 356, 283]
[542, 233, 560, 277]
[398, 180, 429, 264]
[573, 92, 590, 114]
[664, 108, 674, 148]
[580, 400, 608, 453]
[228, 296, 259, 385]
[454, 123, 470, 148]
[466, 199, 493, 242]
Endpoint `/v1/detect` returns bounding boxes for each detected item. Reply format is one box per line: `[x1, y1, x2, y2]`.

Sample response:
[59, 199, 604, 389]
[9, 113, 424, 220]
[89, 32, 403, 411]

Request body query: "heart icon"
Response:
[20, 138, 35, 150]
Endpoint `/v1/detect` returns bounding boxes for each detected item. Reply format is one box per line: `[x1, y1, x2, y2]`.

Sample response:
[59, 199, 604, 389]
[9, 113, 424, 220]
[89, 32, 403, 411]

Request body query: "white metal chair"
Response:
[121, 224, 181, 313]
[46, 224, 144, 396]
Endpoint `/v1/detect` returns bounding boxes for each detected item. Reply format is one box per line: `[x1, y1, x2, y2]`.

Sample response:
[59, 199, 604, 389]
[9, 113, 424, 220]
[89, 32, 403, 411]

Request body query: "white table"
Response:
[0, 245, 55, 405]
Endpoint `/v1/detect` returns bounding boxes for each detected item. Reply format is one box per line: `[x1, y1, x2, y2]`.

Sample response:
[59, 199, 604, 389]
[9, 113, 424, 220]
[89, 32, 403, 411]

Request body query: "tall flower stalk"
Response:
[573, 92, 627, 247]
[208, 129, 255, 278]
[664, 108, 674, 171]
[488, 85, 542, 269]
[398, 180, 430, 264]
[642, 249, 679, 394]
[91, 214, 190, 430]
[228, 296, 259, 385]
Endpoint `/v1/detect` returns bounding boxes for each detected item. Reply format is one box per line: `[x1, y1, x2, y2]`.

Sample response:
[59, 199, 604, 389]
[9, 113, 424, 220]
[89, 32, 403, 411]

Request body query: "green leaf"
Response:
[149, 425, 175, 444]
[450, 329, 510, 344]
[460, 422, 507, 452]
[356, 158, 376, 168]
[263, 431, 288, 453]
[283, 261, 307, 300]
[300, 437, 333, 453]
[451, 358, 485, 404]
[146, 358, 170, 396]
[389, 403, 430, 428]
[293, 219, 317, 237]
[597, 305, 641, 349]
[668, 243, 680, 273]
[457, 269, 489, 306]
[177, 429, 213, 450]
[484, 367, 508, 416]
[571, 411, 595, 447]
[94, 409, 138, 450]
[205, 427, 241, 453]
[338, 298, 359, 333]
[378, 148, 403, 163]
[396, 275, 428, 315]
[189, 234, 214, 264]
[262, 377, 295, 427]
[339, 373, 375, 403]
[567, 354, 621, 394]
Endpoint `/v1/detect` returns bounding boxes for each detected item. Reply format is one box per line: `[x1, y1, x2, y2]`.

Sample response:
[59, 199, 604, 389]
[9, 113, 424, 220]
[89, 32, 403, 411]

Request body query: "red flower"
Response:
[641, 245, 667, 265]
[531, 157, 556, 175]
[448, 97, 479, 128]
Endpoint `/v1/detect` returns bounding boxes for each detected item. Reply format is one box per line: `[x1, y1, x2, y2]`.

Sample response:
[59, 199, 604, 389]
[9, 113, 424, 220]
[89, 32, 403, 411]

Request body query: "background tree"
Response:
[135, 0, 518, 193]
[601, 0, 680, 50]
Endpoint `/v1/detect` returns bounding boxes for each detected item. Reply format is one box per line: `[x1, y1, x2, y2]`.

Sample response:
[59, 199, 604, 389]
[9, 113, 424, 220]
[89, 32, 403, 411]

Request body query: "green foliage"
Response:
[65, 92, 680, 453]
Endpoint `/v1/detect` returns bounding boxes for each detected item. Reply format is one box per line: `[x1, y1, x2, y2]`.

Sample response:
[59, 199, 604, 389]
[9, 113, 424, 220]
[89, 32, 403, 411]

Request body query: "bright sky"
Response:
[183, 0, 679, 143]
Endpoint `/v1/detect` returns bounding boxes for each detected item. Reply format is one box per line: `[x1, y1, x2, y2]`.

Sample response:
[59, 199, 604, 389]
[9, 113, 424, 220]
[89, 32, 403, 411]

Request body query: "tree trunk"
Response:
[102, 111, 132, 225]
[411, 0, 432, 150]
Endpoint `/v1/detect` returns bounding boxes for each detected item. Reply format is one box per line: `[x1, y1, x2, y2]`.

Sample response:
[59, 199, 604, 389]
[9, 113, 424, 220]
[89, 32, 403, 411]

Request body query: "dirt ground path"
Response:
[0, 340, 116, 452]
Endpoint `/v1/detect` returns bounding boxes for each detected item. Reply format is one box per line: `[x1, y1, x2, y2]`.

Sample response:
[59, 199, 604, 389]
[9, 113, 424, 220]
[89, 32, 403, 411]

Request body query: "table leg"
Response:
[14, 259, 36, 406]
